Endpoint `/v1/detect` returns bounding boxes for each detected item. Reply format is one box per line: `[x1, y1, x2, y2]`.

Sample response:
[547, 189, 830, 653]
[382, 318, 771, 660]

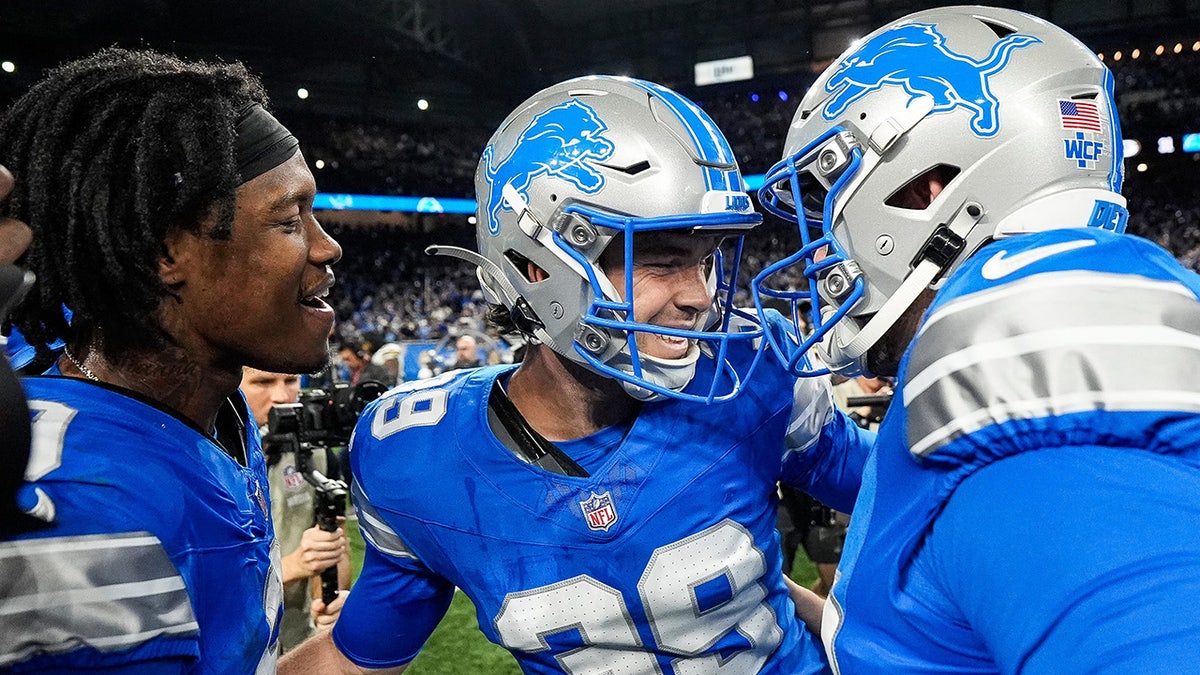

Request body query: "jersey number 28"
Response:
[494, 520, 783, 674]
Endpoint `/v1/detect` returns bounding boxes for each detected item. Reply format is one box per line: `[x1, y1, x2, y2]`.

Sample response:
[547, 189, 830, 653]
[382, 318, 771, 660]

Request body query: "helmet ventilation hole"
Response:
[885, 165, 961, 210]
[977, 18, 1017, 39]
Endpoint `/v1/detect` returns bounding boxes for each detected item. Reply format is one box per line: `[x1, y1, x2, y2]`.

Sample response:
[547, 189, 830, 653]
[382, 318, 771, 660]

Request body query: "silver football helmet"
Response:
[754, 5, 1127, 377]
[433, 76, 764, 402]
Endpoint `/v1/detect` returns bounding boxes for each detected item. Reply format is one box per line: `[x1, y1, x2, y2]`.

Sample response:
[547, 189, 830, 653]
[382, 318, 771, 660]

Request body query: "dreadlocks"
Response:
[1, 48, 268, 360]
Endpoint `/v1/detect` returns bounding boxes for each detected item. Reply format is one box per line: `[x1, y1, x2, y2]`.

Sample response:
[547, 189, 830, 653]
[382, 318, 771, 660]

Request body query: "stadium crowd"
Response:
[289, 116, 488, 199]
[327, 222, 486, 344]
[1109, 49, 1200, 139]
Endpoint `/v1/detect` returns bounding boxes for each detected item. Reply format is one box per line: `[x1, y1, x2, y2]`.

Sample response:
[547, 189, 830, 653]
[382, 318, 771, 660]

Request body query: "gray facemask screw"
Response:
[570, 223, 595, 246]
[819, 149, 839, 173]
[579, 326, 609, 354]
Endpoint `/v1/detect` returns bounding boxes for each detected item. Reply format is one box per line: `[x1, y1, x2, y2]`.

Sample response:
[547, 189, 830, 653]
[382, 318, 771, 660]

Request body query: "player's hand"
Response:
[311, 589, 347, 631]
[785, 575, 825, 635]
[0, 165, 32, 265]
[283, 523, 348, 582]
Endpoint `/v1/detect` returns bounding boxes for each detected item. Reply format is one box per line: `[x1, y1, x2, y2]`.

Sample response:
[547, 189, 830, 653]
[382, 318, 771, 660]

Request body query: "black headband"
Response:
[235, 103, 300, 185]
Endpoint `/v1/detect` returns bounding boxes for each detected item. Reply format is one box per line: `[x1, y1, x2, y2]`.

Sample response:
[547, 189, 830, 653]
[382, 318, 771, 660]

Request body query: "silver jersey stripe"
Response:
[785, 375, 836, 456]
[912, 271, 1198, 347]
[905, 272, 1200, 457]
[911, 390, 1200, 457]
[350, 478, 417, 560]
[0, 533, 162, 559]
[0, 532, 198, 668]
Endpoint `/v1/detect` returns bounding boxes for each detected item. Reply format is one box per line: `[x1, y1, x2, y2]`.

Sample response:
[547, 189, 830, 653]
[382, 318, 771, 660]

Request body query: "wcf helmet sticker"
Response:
[1060, 100, 1106, 170]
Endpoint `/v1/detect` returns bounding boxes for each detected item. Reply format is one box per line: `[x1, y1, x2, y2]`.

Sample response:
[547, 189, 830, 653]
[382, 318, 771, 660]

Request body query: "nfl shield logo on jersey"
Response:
[580, 491, 618, 532]
[253, 480, 268, 515]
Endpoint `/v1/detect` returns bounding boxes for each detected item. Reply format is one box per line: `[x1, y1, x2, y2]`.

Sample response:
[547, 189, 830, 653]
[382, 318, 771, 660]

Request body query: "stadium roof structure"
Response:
[1, 0, 1198, 130]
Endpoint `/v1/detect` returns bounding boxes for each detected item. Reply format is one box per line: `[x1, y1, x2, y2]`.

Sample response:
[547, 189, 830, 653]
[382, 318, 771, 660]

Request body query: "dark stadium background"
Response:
[3, 2, 1199, 670]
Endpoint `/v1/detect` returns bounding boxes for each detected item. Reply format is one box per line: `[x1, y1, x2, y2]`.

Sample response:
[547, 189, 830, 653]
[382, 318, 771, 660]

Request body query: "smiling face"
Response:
[601, 231, 719, 361]
[160, 151, 341, 375]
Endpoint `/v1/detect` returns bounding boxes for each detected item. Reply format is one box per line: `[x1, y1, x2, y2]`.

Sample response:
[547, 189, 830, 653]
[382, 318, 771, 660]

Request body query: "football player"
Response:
[0, 49, 342, 672]
[280, 76, 874, 674]
[754, 5, 1200, 672]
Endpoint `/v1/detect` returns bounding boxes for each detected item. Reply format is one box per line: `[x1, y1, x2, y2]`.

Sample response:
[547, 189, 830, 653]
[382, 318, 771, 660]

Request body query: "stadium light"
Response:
[467, 215, 477, 225]
[1131, 48, 1141, 59]
[1098, 52, 1105, 61]
[1123, 139, 1141, 158]
[315, 159, 325, 169]
[1193, 41, 1200, 51]
[417, 99, 429, 111]
[1156, 44, 1165, 55]
[1136, 163, 1149, 172]
[750, 93, 759, 103]
[1113, 50, 1122, 61]
[0, 61, 13, 73]
[778, 90, 789, 102]
[297, 88, 309, 100]
[1174, 43, 1183, 53]
[1158, 136, 1176, 154]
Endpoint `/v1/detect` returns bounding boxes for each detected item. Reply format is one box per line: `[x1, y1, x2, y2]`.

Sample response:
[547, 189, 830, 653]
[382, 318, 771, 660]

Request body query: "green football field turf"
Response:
[343, 517, 821, 673]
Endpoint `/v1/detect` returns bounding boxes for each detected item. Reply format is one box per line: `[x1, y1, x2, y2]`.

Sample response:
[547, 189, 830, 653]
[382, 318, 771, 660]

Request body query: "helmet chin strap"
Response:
[818, 198, 985, 376]
[818, 257, 942, 377]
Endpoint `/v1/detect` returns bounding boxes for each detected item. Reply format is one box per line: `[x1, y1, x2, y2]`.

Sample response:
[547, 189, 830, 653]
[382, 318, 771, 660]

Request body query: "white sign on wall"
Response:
[694, 55, 754, 86]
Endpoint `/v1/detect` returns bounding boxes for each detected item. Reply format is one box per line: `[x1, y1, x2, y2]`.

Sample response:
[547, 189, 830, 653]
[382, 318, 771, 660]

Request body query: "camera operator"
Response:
[241, 367, 350, 651]
[833, 375, 893, 431]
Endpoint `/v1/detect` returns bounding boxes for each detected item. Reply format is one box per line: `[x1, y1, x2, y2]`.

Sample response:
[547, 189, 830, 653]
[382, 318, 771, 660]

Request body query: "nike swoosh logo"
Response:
[980, 239, 1096, 280]
[24, 486, 57, 523]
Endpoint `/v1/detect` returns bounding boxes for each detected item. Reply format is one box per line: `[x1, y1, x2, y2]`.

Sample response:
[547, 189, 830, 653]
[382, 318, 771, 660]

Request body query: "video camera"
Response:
[264, 381, 387, 452]
[844, 391, 894, 428]
[263, 380, 385, 603]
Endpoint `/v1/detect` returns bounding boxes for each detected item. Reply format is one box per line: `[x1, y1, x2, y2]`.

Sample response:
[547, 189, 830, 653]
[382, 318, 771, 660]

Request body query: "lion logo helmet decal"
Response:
[482, 99, 616, 235]
[823, 22, 1041, 137]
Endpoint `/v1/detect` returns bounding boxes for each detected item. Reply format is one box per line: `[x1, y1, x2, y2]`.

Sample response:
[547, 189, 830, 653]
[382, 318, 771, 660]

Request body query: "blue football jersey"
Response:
[2, 324, 37, 370]
[1, 377, 282, 673]
[333, 337, 872, 674]
[825, 229, 1200, 673]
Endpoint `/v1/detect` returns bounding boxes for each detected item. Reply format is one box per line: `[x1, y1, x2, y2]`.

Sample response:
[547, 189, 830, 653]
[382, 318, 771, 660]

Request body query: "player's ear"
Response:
[159, 227, 201, 288]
